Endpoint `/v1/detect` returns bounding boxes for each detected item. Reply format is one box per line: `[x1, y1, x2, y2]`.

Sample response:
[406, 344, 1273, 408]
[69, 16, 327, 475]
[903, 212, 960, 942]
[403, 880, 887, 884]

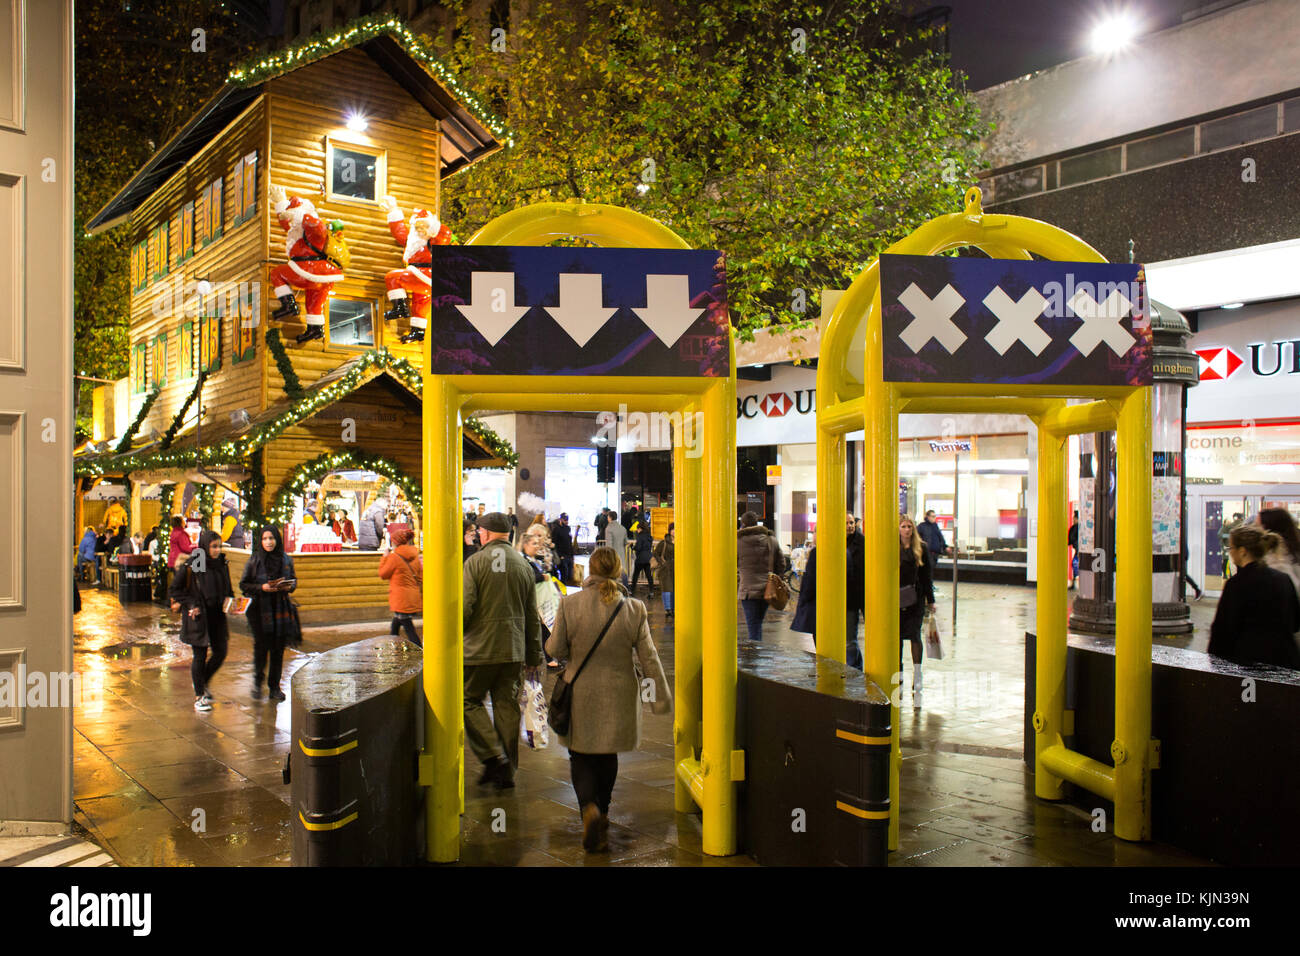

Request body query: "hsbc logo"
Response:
[1195, 346, 1244, 381]
[1196, 340, 1300, 381]
[738, 388, 815, 419]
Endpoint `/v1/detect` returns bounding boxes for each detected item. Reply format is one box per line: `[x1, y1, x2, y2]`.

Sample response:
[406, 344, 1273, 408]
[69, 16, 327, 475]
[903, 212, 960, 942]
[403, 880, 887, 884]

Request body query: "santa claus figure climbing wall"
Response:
[381, 194, 452, 343]
[268, 184, 349, 344]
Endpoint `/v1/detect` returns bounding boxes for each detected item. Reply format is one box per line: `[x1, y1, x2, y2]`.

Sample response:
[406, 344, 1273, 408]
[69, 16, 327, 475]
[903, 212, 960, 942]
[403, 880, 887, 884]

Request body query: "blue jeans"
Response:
[845, 608, 864, 670]
[741, 598, 768, 642]
[662, 591, 674, 613]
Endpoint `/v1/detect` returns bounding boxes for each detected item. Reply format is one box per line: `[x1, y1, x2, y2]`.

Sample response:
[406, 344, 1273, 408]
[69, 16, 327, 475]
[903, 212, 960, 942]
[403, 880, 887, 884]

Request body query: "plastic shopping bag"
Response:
[925, 610, 943, 660]
[519, 677, 550, 750]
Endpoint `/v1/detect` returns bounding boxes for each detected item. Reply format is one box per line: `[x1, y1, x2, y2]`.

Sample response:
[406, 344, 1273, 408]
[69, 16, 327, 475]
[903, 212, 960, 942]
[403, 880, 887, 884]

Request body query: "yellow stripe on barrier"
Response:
[298, 739, 358, 758]
[835, 729, 891, 746]
[836, 801, 891, 821]
[298, 810, 358, 832]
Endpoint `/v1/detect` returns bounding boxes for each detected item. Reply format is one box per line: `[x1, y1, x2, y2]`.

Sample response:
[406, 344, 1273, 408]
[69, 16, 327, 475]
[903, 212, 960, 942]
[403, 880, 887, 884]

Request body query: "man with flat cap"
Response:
[463, 511, 543, 789]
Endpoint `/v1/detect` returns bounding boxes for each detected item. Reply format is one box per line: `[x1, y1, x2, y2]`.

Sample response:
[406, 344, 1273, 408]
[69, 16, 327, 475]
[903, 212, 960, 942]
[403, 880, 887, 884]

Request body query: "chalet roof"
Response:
[87, 19, 507, 234]
[74, 350, 510, 475]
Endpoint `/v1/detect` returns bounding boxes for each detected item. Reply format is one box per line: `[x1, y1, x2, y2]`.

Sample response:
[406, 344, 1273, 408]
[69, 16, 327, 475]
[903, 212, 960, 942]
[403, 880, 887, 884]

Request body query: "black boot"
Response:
[384, 296, 410, 323]
[295, 325, 324, 345]
[399, 326, 425, 344]
[272, 293, 299, 320]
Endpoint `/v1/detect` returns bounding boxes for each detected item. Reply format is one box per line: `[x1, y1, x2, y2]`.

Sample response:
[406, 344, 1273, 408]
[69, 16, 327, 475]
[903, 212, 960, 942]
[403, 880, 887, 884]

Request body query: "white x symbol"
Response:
[983, 286, 1050, 356]
[898, 282, 967, 354]
[1068, 289, 1135, 357]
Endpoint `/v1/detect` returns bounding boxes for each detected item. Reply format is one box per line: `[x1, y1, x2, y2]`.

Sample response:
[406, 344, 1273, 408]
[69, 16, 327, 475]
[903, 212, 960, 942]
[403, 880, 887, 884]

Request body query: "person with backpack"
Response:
[378, 528, 423, 646]
[169, 530, 234, 712]
[239, 526, 300, 702]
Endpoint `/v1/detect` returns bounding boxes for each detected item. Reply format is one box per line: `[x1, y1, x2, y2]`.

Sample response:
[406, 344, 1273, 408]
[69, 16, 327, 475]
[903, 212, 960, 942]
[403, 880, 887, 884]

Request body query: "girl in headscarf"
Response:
[240, 525, 299, 702]
[169, 530, 234, 712]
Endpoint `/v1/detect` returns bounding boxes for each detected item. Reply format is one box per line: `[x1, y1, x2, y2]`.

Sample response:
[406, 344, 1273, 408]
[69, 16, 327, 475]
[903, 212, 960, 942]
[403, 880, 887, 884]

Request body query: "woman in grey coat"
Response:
[545, 546, 672, 853]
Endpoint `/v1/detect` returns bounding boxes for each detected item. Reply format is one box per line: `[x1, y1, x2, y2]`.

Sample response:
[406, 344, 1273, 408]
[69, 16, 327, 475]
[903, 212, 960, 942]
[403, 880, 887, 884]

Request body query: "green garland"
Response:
[260, 449, 422, 529]
[226, 13, 513, 147]
[76, 347, 518, 476]
[241, 447, 266, 532]
[114, 386, 162, 454]
[159, 371, 207, 450]
[266, 329, 304, 401]
[196, 484, 216, 529]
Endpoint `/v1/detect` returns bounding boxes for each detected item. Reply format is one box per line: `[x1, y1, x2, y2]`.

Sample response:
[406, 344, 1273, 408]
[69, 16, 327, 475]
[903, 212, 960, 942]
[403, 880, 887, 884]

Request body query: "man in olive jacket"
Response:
[463, 512, 543, 789]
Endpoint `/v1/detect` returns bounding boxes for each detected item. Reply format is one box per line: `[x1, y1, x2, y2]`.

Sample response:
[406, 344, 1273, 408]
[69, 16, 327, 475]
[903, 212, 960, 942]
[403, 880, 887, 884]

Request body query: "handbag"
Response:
[548, 598, 624, 736]
[764, 572, 790, 610]
[925, 609, 943, 660]
[900, 552, 918, 609]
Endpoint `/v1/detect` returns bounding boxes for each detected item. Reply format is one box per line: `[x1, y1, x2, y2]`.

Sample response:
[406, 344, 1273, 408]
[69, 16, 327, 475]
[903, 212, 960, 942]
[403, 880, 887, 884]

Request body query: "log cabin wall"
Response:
[260, 378, 423, 498]
[125, 97, 270, 439]
[263, 49, 441, 404]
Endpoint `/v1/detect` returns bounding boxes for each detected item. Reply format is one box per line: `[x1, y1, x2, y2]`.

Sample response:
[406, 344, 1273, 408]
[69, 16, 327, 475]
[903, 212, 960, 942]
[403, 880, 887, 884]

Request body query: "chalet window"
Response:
[131, 241, 147, 293]
[179, 201, 195, 263]
[231, 152, 258, 227]
[326, 297, 375, 348]
[200, 309, 222, 373]
[198, 177, 222, 247]
[232, 284, 257, 364]
[149, 221, 169, 280]
[132, 344, 147, 394]
[325, 137, 385, 204]
[179, 321, 195, 379]
[151, 332, 168, 387]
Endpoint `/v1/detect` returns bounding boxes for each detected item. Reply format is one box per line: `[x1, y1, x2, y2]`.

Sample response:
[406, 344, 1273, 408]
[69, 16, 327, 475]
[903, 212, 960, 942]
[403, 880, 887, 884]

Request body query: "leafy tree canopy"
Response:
[440, 0, 988, 339]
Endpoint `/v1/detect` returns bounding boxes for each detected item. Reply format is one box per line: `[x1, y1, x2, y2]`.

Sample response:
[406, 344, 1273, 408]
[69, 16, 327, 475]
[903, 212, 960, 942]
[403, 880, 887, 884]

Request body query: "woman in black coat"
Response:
[790, 547, 816, 641]
[899, 515, 935, 704]
[240, 526, 299, 702]
[629, 525, 655, 593]
[169, 530, 234, 712]
[1208, 524, 1300, 669]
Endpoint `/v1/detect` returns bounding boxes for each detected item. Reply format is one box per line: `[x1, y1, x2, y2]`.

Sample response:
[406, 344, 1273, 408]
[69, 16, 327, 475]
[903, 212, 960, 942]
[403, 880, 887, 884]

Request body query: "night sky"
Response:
[943, 0, 1217, 90]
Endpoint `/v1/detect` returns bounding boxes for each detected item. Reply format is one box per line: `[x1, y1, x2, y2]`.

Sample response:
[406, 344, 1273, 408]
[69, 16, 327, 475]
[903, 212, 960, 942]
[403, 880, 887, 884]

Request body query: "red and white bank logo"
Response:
[760, 393, 793, 417]
[1195, 346, 1244, 381]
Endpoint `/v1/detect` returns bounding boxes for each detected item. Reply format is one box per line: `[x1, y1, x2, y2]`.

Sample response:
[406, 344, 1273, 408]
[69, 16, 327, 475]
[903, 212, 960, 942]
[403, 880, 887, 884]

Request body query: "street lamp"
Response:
[1089, 12, 1139, 56]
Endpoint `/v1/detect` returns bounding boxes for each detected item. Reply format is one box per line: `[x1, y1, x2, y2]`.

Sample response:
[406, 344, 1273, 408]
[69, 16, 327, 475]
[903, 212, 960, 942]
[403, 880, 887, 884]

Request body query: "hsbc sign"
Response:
[736, 365, 862, 447]
[1187, 301, 1300, 423]
[738, 389, 813, 420]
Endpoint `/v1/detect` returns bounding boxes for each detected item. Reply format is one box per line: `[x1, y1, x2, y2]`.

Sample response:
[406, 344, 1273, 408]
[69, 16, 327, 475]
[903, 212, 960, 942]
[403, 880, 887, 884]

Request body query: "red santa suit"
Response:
[384, 205, 451, 334]
[269, 195, 345, 330]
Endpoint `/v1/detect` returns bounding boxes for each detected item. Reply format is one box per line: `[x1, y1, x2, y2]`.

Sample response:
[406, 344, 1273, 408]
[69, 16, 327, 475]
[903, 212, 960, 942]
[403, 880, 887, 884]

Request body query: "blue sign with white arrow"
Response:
[880, 254, 1153, 386]
[424, 247, 729, 377]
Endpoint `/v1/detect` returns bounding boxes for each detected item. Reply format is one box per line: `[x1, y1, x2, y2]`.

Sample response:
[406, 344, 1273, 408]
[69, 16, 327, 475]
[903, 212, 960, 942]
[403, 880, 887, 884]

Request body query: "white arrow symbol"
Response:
[632, 275, 704, 347]
[455, 272, 530, 346]
[898, 282, 967, 354]
[1068, 288, 1135, 357]
[983, 285, 1050, 356]
[542, 273, 617, 347]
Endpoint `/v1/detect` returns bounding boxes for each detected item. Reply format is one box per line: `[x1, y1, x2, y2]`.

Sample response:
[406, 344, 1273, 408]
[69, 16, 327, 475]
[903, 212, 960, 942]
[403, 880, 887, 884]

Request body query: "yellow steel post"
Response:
[1114, 387, 1153, 840]
[673, 401, 703, 813]
[700, 372, 738, 855]
[814, 425, 847, 662]
[1034, 412, 1068, 800]
[422, 374, 464, 863]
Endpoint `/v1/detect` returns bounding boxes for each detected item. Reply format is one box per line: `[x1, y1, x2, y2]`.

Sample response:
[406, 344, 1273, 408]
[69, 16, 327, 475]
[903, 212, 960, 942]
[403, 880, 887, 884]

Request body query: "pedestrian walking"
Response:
[549, 512, 575, 585]
[463, 512, 543, 789]
[1182, 538, 1202, 601]
[630, 523, 655, 593]
[1068, 511, 1080, 589]
[1258, 507, 1300, 602]
[737, 511, 784, 643]
[357, 497, 388, 551]
[605, 517, 628, 576]
[594, 508, 610, 545]
[918, 510, 948, 577]
[239, 526, 300, 702]
[545, 546, 671, 853]
[790, 545, 817, 647]
[845, 513, 866, 669]
[1219, 511, 1245, 579]
[507, 507, 519, 543]
[378, 527, 423, 646]
[653, 525, 675, 616]
[77, 526, 99, 583]
[899, 514, 936, 705]
[1208, 524, 1300, 669]
[169, 530, 234, 712]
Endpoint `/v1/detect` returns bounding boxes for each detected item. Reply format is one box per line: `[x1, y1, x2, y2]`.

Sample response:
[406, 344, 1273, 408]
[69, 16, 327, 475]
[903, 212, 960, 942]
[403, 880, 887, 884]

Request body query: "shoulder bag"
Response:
[548, 598, 624, 736]
[395, 550, 423, 587]
[900, 552, 918, 609]
[764, 538, 790, 610]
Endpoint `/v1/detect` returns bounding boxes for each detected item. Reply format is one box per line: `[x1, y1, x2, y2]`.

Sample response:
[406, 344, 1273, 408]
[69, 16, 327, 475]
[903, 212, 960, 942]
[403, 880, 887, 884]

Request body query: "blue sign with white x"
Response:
[880, 254, 1153, 386]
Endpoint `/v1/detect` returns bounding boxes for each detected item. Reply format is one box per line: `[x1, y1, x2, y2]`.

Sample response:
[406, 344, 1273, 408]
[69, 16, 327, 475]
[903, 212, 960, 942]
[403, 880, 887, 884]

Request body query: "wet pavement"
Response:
[71, 580, 1218, 866]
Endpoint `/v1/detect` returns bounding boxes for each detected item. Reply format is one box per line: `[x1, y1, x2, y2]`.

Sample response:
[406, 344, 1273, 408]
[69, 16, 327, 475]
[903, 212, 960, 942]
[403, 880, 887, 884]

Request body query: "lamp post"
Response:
[1069, 299, 1200, 635]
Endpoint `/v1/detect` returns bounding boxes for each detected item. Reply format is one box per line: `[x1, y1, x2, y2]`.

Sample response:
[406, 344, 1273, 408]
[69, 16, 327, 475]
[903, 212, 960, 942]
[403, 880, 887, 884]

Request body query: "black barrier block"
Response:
[1025, 631, 1300, 865]
[737, 644, 891, 866]
[290, 637, 425, 866]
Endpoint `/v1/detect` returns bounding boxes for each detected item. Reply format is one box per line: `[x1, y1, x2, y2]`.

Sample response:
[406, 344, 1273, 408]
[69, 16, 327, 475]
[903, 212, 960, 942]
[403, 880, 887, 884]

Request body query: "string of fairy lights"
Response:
[226, 14, 514, 148]
[76, 346, 519, 479]
[259, 449, 422, 530]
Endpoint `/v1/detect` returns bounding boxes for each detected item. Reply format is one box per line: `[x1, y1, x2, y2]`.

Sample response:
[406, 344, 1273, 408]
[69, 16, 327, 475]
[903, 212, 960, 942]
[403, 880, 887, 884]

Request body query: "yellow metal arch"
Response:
[816, 187, 1153, 849]
[421, 202, 739, 862]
